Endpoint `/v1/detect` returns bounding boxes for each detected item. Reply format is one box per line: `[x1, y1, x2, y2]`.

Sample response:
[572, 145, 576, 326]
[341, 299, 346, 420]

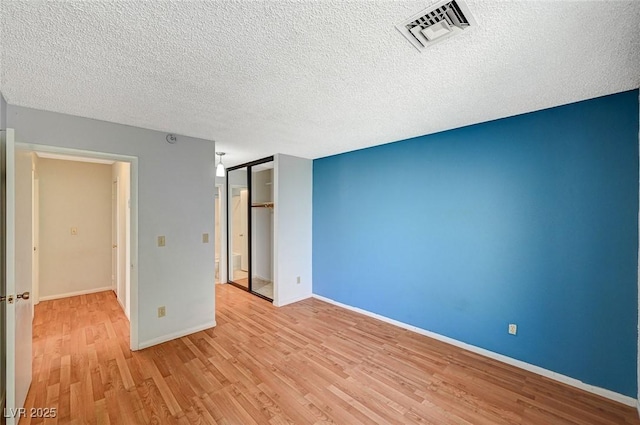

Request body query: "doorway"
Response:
[17, 142, 138, 348]
[215, 185, 221, 283]
[3, 136, 139, 423]
[32, 153, 131, 319]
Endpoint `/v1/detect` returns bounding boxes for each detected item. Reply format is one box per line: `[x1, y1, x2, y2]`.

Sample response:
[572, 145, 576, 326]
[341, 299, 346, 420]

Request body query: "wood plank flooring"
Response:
[22, 285, 640, 424]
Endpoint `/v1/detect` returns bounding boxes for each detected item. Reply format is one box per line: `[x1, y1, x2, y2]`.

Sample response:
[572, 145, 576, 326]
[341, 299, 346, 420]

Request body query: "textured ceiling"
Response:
[1, 0, 639, 167]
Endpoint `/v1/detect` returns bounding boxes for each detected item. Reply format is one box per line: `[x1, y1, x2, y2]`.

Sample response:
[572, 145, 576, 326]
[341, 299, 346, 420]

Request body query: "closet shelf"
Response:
[252, 202, 274, 209]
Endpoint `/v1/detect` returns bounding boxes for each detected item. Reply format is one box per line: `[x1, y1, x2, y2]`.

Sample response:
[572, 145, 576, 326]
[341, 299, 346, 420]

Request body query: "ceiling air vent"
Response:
[396, 0, 476, 51]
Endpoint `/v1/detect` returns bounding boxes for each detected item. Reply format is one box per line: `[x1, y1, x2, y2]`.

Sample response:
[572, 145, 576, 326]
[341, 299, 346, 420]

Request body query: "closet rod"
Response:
[251, 202, 274, 209]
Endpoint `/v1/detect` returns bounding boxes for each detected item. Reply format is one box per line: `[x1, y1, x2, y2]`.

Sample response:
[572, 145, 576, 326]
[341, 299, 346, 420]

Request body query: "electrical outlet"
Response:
[158, 306, 166, 318]
[158, 236, 166, 247]
[508, 323, 517, 335]
[202, 233, 209, 243]
[296, 276, 301, 284]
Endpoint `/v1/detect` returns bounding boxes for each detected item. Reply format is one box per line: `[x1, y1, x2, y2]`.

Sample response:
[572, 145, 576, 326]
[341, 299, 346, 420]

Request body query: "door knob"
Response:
[17, 291, 30, 300]
[113, 244, 117, 248]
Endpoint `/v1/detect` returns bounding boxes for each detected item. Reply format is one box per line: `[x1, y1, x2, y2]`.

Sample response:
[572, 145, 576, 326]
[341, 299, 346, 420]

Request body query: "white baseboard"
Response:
[39, 286, 113, 301]
[254, 274, 272, 282]
[138, 320, 217, 350]
[274, 293, 311, 307]
[312, 294, 636, 408]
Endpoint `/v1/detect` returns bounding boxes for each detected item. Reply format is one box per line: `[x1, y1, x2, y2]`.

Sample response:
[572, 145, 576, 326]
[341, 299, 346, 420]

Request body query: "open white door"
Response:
[3, 129, 34, 424]
[112, 177, 125, 309]
[111, 178, 118, 295]
[32, 169, 39, 311]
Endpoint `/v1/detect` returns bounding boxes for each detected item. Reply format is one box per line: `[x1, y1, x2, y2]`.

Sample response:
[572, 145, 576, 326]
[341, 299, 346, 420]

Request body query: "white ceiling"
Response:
[1, 1, 639, 167]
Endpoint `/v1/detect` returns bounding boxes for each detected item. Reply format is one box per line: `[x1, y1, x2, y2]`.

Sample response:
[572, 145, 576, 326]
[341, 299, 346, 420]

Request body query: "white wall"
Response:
[231, 191, 244, 260]
[215, 177, 227, 284]
[252, 168, 273, 281]
[228, 168, 247, 276]
[7, 105, 216, 349]
[38, 158, 112, 299]
[0, 92, 6, 130]
[273, 154, 312, 306]
[252, 168, 272, 203]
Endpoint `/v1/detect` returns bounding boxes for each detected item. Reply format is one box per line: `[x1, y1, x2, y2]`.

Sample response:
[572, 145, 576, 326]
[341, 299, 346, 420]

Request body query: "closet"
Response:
[227, 156, 274, 301]
[226, 153, 312, 306]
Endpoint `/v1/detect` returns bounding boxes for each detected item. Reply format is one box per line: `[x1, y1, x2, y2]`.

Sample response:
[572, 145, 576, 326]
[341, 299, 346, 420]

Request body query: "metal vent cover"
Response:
[396, 0, 477, 51]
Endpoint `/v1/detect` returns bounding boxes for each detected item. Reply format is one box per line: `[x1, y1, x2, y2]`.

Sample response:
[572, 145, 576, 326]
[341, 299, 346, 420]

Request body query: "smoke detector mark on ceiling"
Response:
[396, 0, 477, 51]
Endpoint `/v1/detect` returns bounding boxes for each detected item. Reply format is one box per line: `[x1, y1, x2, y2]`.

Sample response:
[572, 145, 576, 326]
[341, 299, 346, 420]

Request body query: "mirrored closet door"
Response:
[227, 156, 274, 301]
[227, 166, 249, 289]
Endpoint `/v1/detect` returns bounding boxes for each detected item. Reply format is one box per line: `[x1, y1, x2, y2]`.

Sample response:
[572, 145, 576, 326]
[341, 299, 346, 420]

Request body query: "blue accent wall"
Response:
[313, 90, 639, 397]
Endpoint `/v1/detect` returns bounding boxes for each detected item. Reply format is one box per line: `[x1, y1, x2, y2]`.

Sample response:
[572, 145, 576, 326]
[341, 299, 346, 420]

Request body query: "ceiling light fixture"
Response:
[216, 152, 226, 177]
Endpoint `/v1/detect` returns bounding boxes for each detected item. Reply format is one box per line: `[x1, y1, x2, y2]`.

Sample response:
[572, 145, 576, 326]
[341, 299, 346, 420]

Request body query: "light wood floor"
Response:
[23, 285, 640, 424]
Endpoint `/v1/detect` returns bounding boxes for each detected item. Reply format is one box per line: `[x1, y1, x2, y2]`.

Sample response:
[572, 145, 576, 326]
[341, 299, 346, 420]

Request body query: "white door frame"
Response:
[215, 183, 227, 284]
[17, 142, 140, 350]
[112, 177, 121, 302]
[32, 166, 39, 310]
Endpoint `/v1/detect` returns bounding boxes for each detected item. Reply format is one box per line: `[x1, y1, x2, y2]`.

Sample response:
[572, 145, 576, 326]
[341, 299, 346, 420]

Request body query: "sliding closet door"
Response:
[250, 161, 274, 300]
[227, 166, 249, 289]
[227, 156, 274, 300]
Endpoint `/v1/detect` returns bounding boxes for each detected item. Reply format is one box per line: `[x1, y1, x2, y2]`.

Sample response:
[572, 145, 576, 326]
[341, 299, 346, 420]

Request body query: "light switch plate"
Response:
[202, 233, 209, 243]
[158, 236, 166, 247]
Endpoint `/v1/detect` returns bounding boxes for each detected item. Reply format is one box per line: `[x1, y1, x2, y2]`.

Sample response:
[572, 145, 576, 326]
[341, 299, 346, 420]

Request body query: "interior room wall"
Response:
[231, 191, 244, 265]
[215, 186, 220, 283]
[38, 158, 112, 299]
[313, 89, 639, 399]
[1, 91, 6, 129]
[273, 154, 312, 306]
[7, 105, 216, 348]
[228, 169, 248, 279]
[215, 176, 227, 284]
[252, 168, 273, 281]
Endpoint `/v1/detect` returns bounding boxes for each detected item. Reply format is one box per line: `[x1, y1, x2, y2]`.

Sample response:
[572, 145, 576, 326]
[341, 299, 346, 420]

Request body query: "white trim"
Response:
[215, 183, 227, 285]
[38, 286, 113, 302]
[273, 293, 311, 307]
[637, 88, 640, 417]
[35, 151, 115, 165]
[137, 321, 217, 350]
[312, 293, 637, 407]
[254, 274, 271, 282]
